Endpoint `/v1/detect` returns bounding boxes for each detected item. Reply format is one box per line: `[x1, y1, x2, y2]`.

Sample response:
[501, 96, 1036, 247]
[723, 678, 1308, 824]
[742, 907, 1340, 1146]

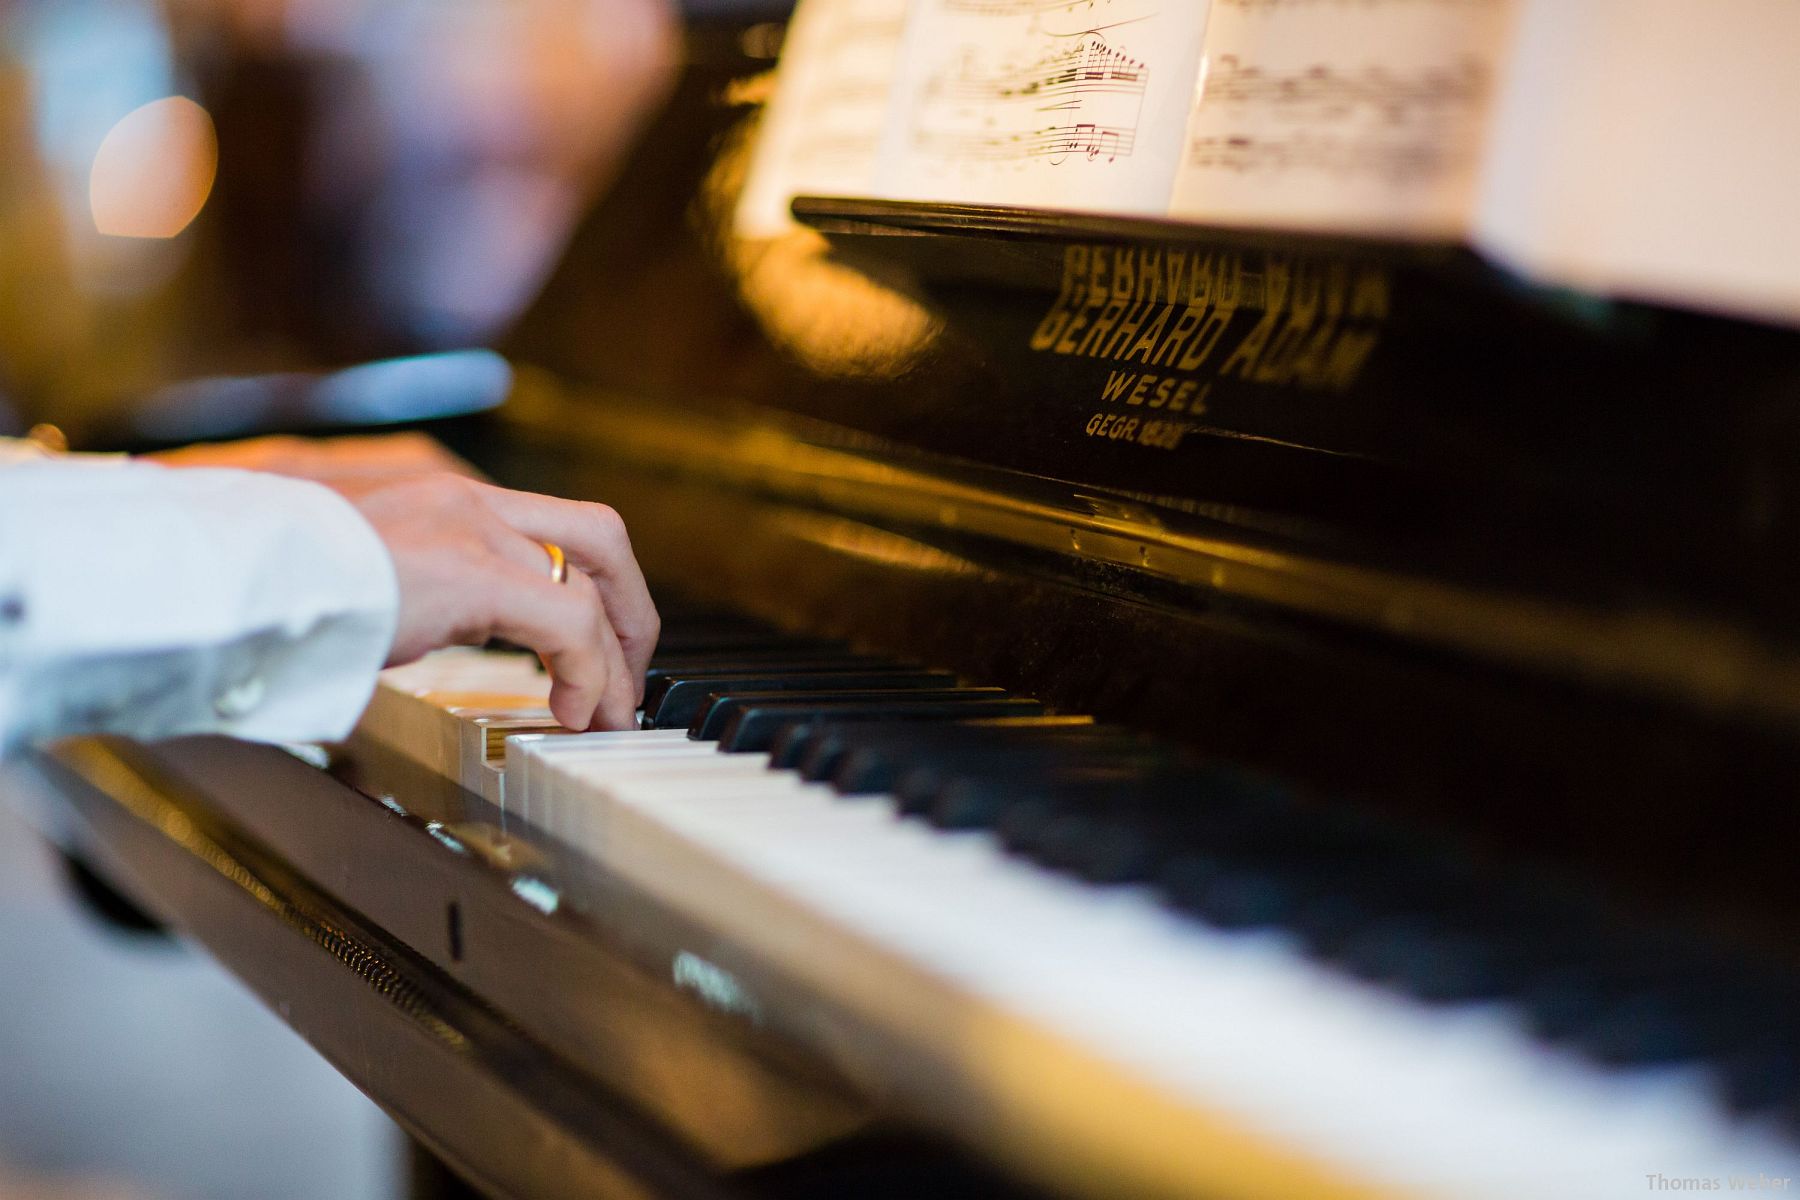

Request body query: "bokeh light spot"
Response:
[88, 96, 218, 238]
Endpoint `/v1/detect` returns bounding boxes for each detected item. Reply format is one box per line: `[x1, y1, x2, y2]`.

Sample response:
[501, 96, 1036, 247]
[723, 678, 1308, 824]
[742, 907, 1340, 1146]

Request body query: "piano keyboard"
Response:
[359, 617, 1800, 1200]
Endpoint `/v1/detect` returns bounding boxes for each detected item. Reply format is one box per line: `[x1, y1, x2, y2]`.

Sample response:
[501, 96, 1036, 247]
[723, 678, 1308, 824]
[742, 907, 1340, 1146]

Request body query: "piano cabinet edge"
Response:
[29, 735, 1048, 1200]
[26, 735, 758, 1200]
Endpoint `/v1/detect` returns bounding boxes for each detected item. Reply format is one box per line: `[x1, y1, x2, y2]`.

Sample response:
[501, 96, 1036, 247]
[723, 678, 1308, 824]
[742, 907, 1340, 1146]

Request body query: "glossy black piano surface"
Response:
[24, 5, 1800, 1199]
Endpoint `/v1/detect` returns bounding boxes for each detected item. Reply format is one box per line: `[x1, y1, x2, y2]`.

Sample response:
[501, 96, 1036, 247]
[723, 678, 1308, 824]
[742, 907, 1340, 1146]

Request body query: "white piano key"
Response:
[502, 729, 695, 805]
[503, 729, 719, 821]
[531, 750, 786, 845]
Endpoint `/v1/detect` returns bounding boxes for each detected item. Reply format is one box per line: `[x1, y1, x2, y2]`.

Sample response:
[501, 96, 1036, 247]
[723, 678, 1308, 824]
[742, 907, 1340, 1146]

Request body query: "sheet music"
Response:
[872, 0, 1212, 214]
[1169, 0, 1517, 237]
[736, 0, 908, 237]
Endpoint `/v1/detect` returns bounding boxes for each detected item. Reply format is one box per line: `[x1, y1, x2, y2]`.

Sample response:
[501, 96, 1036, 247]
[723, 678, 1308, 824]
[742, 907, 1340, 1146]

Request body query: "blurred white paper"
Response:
[1169, 0, 1516, 237]
[1475, 0, 1800, 326]
[736, 0, 909, 237]
[873, 0, 1212, 214]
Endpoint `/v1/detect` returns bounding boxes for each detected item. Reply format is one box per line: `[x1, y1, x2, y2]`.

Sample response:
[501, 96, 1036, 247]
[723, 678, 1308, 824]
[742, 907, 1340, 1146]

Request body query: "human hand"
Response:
[333, 472, 658, 732]
[158, 434, 654, 729]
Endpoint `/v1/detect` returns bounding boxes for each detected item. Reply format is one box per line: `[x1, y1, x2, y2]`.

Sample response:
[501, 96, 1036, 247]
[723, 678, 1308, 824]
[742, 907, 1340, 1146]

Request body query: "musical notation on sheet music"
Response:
[912, 35, 1148, 165]
[1188, 131, 1460, 181]
[1170, 0, 1514, 235]
[912, 121, 1139, 164]
[874, 0, 1208, 213]
[927, 36, 1148, 108]
[1200, 54, 1490, 123]
[736, 0, 907, 237]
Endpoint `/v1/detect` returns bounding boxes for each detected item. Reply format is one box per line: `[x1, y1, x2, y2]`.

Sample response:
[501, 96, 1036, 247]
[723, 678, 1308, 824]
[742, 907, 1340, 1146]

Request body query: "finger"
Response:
[479, 522, 640, 728]
[480, 517, 570, 579]
[477, 561, 635, 731]
[552, 570, 637, 730]
[470, 485, 659, 692]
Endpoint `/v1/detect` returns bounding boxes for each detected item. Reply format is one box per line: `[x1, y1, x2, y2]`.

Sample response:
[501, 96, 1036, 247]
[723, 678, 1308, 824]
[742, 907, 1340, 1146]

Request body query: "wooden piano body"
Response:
[21, 6, 1800, 1198]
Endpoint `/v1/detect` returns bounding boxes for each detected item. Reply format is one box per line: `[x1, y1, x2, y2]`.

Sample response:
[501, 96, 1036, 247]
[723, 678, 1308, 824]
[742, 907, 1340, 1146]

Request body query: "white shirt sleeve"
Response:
[0, 457, 399, 758]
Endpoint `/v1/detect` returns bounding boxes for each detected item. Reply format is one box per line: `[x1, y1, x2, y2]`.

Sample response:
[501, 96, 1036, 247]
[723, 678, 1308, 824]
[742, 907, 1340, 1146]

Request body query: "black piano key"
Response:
[771, 714, 1089, 774]
[1332, 911, 1527, 1004]
[1293, 851, 1548, 986]
[1518, 965, 1642, 1044]
[690, 686, 1008, 741]
[1159, 845, 1327, 932]
[1587, 968, 1784, 1070]
[1385, 895, 1601, 1006]
[1515, 931, 1709, 1048]
[648, 662, 936, 719]
[997, 796, 1161, 878]
[712, 696, 1045, 752]
[991, 796, 1071, 857]
[881, 726, 1144, 782]
[889, 738, 1175, 820]
[924, 766, 1159, 833]
[768, 721, 827, 772]
[788, 717, 1091, 781]
[645, 664, 851, 717]
[1072, 817, 1161, 885]
[1058, 777, 1280, 886]
[1579, 991, 1714, 1066]
[916, 770, 1063, 828]
[1173, 861, 1311, 931]
[645, 655, 904, 719]
[1292, 867, 1685, 1015]
[809, 721, 1136, 789]
[646, 670, 958, 729]
[928, 777, 1014, 830]
[1284, 861, 1458, 960]
[1150, 789, 1444, 939]
[992, 764, 1187, 859]
[931, 760, 1294, 851]
[1543, 953, 1780, 1070]
[1719, 1033, 1800, 1115]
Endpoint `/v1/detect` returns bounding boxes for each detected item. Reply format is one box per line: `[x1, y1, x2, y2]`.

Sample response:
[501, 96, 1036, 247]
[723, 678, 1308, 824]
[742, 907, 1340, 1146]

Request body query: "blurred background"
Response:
[0, 0, 677, 1194]
[0, 0, 675, 446]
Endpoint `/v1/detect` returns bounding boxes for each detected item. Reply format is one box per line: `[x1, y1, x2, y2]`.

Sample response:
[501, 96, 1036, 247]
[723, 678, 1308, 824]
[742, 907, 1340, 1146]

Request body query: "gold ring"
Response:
[542, 541, 569, 585]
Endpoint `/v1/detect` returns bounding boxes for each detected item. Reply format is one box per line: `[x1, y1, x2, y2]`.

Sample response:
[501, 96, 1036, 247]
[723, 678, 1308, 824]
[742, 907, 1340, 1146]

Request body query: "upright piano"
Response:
[23, 3, 1800, 1198]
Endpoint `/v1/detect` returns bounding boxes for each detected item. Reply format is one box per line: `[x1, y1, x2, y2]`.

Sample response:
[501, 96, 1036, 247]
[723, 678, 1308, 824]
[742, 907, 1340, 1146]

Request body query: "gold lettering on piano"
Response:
[1085, 410, 1198, 451]
[1098, 371, 1208, 413]
[1031, 244, 1388, 393]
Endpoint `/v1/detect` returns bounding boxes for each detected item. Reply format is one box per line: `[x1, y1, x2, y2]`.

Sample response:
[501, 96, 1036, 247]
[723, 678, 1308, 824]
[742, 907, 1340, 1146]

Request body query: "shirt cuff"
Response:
[0, 462, 399, 751]
[211, 475, 401, 744]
